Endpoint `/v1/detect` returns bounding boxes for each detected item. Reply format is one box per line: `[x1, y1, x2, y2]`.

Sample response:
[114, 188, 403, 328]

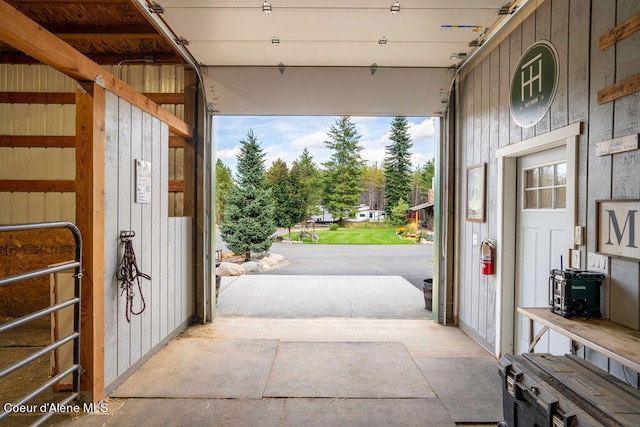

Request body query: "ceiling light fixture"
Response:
[379, 37, 387, 46]
[263, 1, 272, 13]
[272, 36, 280, 45]
[278, 62, 285, 74]
[370, 63, 377, 75]
[390, 1, 400, 14]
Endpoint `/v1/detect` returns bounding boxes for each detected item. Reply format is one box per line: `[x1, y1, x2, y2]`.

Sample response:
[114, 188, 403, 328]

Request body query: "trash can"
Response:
[423, 278, 433, 311]
[215, 262, 221, 300]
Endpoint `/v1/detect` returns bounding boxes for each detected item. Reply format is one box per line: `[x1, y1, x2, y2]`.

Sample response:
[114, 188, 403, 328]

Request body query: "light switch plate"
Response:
[587, 252, 608, 273]
[574, 226, 583, 245]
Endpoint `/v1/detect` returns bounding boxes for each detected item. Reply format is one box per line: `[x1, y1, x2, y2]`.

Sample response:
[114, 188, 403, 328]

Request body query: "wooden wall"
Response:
[0, 64, 194, 391]
[454, 0, 639, 386]
[101, 91, 194, 391]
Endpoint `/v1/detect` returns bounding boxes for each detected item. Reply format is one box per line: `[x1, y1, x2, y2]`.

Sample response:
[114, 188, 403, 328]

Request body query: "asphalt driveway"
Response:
[261, 240, 434, 291]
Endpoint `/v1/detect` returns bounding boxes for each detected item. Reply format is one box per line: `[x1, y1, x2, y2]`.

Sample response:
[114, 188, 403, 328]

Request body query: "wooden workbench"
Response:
[517, 307, 640, 373]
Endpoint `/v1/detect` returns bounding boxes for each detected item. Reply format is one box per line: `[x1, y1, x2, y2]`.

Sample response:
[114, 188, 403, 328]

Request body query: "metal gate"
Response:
[0, 222, 82, 426]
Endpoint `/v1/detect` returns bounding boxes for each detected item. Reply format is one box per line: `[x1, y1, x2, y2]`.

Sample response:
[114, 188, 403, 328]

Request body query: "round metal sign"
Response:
[510, 40, 559, 128]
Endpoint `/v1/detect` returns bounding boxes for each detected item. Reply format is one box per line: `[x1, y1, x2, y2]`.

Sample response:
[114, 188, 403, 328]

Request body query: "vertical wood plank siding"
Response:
[102, 91, 193, 389]
[0, 63, 193, 391]
[456, 0, 640, 386]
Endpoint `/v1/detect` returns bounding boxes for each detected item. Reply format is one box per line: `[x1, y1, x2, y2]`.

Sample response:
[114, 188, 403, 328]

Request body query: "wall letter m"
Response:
[605, 209, 638, 248]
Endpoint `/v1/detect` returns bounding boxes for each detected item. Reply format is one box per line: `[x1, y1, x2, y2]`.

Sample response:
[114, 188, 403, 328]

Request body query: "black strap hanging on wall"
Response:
[117, 231, 151, 323]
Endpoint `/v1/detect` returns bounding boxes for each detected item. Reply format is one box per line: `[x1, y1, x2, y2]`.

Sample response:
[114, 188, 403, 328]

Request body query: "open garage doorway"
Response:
[213, 115, 439, 318]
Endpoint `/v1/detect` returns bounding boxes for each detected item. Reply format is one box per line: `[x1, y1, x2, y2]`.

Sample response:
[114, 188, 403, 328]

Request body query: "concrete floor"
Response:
[57, 275, 502, 426]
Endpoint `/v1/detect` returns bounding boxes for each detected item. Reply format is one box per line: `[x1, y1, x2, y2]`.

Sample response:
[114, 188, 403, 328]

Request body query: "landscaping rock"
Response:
[217, 261, 246, 276]
[269, 253, 284, 263]
[261, 256, 276, 266]
[242, 261, 261, 273]
[259, 261, 272, 271]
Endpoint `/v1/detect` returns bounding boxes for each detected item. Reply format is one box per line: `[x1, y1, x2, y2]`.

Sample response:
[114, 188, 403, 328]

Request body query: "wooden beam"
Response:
[145, 93, 185, 105]
[0, 135, 75, 147]
[598, 73, 640, 104]
[600, 13, 640, 50]
[182, 70, 196, 217]
[0, 92, 75, 104]
[169, 180, 185, 192]
[75, 83, 105, 404]
[51, 26, 163, 41]
[169, 136, 185, 148]
[0, 1, 192, 138]
[0, 92, 184, 105]
[0, 52, 183, 65]
[0, 179, 74, 192]
[13, 0, 129, 3]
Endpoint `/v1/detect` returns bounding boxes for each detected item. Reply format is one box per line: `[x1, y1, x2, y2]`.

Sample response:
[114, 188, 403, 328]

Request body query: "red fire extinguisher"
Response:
[481, 239, 495, 275]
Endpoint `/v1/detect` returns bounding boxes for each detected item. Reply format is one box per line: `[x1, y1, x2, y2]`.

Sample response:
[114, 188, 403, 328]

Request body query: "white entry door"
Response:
[515, 146, 570, 355]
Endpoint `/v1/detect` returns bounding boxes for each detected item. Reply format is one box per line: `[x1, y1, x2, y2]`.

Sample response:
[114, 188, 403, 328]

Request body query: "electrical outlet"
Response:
[570, 249, 581, 269]
[473, 234, 478, 246]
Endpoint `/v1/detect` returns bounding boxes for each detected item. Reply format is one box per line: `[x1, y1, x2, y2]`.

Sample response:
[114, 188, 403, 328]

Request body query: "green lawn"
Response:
[291, 228, 417, 244]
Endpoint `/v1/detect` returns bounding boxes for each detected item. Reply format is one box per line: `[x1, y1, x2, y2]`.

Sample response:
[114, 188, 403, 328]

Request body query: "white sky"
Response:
[215, 116, 436, 177]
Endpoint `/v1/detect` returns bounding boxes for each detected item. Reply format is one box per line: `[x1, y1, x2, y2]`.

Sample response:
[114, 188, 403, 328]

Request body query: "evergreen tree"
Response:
[420, 159, 435, 193]
[291, 148, 322, 218]
[383, 116, 413, 215]
[215, 159, 234, 224]
[219, 130, 276, 261]
[266, 159, 306, 237]
[322, 116, 365, 225]
[389, 198, 410, 228]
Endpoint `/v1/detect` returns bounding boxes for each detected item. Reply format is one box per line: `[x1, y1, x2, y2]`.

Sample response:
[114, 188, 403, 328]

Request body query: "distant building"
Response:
[348, 204, 386, 223]
[310, 205, 386, 223]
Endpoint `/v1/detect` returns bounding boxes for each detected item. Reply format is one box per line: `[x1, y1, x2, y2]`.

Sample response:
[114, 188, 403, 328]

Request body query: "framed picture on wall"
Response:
[466, 163, 486, 222]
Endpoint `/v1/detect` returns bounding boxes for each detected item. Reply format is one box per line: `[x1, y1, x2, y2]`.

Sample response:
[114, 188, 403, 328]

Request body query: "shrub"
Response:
[405, 222, 418, 235]
[329, 223, 339, 231]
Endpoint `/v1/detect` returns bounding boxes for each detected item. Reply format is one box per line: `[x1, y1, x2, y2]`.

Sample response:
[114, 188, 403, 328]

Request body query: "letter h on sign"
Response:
[521, 53, 543, 101]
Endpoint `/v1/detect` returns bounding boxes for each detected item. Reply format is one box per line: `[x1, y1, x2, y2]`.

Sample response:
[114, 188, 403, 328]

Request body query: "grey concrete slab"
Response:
[217, 275, 427, 319]
[264, 342, 436, 398]
[283, 398, 455, 427]
[111, 339, 278, 399]
[84, 398, 284, 427]
[414, 357, 503, 423]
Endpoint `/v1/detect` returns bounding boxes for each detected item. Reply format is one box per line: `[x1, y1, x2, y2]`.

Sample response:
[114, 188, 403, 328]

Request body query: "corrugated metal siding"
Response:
[0, 64, 185, 222]
[0, 65, 76, 224]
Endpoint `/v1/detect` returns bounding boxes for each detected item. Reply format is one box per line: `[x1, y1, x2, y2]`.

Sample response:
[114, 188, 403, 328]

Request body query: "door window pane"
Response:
[523, 161, 566, 210]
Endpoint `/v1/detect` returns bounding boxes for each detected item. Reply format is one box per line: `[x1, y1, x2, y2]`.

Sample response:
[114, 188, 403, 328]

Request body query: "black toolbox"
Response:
[498, 353, 640, 426]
